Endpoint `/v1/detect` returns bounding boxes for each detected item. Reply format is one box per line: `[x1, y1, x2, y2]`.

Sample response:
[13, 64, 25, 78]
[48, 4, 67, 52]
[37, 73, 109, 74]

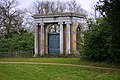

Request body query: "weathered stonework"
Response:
[71, 22, 78, 55]
[32, 12, 85, 57]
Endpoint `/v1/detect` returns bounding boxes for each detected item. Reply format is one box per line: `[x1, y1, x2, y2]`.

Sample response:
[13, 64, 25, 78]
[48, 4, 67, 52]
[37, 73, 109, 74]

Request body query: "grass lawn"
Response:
[0, 63, 119, 80]
[0, 58, 119, 68]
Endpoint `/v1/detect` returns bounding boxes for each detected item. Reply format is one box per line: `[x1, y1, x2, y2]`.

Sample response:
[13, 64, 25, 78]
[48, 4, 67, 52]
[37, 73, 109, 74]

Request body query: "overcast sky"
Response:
[18, 0, 98, 16]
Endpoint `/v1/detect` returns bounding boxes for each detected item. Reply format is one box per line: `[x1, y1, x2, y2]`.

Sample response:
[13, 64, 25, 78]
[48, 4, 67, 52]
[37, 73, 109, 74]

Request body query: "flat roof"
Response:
[32, 12, 85, 19]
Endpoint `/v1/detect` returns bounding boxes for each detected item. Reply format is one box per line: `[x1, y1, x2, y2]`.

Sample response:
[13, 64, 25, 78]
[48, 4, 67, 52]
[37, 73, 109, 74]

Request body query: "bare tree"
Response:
[26, 0, 87, 32]
[56, 1, 67, 13]
[0, 0, 25, 37]
[67, 0, 87, 14]
[43, 1, 50, 14]
[67, 0, 77, 12]
[30, 0, 86, 15]
[31, 0, 52, 14]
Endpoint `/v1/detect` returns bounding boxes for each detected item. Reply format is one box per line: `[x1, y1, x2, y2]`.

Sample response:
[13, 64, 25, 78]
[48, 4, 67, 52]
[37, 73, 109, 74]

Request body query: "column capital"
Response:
[40, 23, 44, 26]
[65, 22, 72, 25]
[58, 22, 63, 25]
[37, 23, 40, 27]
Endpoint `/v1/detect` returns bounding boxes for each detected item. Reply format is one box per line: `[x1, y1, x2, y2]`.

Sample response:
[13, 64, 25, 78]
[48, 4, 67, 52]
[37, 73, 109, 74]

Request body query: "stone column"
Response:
[66, 22, 71, 54]
[71, 22, 78, 55]
[59, 22, 63, 54]
[33, 23, 39, 57]
[40, 23, 44, 56]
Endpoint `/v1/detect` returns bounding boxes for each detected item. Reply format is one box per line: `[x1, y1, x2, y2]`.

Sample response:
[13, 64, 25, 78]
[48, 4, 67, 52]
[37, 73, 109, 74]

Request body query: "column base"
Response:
[33, 54, 38, 58]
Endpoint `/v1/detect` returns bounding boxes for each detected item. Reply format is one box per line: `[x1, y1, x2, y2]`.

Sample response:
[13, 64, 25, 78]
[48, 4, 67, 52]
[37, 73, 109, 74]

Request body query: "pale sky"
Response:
[18, 0, 98, 16]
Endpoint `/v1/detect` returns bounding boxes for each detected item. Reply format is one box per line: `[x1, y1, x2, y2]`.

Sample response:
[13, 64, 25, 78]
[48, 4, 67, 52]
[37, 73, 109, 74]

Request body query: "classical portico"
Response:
[32, 12, 85, 57]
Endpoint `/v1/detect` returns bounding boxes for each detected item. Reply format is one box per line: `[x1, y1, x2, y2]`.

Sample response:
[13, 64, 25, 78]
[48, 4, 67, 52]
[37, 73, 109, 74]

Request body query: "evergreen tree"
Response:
[96, 0, 120, 63]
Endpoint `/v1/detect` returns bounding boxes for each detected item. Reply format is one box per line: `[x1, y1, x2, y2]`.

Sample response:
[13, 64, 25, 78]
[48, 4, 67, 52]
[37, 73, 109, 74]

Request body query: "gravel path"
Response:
[0, 62, 120, 71]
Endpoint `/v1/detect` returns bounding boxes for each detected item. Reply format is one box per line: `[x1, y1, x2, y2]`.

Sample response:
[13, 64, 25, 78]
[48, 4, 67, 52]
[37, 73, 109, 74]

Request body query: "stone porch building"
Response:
[32, 12, 86, 57]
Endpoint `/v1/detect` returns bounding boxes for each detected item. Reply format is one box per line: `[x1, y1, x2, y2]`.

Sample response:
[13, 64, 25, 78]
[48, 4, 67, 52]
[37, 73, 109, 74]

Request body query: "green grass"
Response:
[0, 58, 79, 64]
[0, 58, 119, 68]
[0, 64, 119, 80]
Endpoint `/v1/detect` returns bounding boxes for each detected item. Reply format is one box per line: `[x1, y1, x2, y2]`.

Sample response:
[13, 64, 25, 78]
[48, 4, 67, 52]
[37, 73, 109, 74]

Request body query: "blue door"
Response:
[48, 33, 60, 54]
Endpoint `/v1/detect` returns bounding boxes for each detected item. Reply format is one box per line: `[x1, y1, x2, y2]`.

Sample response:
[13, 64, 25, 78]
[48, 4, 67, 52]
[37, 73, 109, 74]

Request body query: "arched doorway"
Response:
[47, 24, 60, 55]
